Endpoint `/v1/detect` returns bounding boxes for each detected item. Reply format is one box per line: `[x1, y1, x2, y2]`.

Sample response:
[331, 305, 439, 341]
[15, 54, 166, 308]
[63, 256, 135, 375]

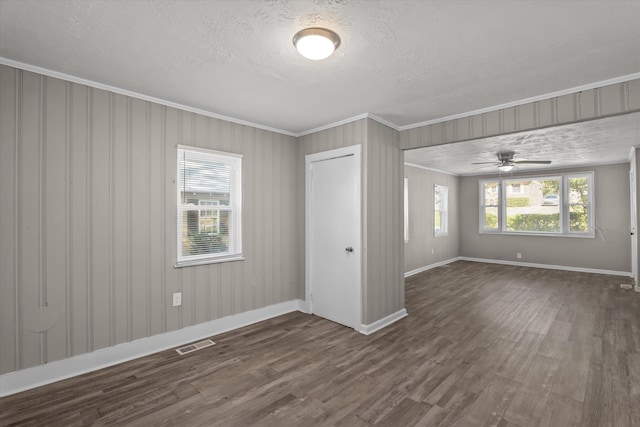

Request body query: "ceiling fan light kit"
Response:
[293, 27, 341, 60]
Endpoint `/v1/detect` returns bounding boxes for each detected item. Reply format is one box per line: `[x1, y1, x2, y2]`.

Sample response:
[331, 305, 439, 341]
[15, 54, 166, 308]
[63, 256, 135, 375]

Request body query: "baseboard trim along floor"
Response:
[0, 299, 303, 397]
[459, 256, 632, 277]
[1, 298, 410, 397]
[359, 309, 408, 335]
[404, 257, 631, 279]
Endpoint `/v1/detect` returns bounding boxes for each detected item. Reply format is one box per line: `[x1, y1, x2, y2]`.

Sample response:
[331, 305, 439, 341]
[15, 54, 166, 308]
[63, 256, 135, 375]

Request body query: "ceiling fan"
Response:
[472, 151, 551, 172]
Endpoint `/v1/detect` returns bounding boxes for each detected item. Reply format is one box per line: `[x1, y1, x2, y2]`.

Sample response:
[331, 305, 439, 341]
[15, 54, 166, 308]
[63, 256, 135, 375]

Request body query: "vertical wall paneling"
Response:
[108, 93, 116, 347]
[192, 114, 208, 326]
[0, 66, 17, 372]
[90, 88, 111, 351]
[21, 71, 42, 369]
[38, 75, 47, 364]
[44, 75, 68, 364]
[64, 82, 72, 358]
[240, 123, 249, 313]
[0, 64, 302, 375]
[69, 84, 88, 356]
[112, 93, 128, 345]
[366, 120, 403, 324]
[300, 119, 404, 326]
[164, 107, 179, 333]
[264, 130, 275, 308]
[399, 78, 640, 150]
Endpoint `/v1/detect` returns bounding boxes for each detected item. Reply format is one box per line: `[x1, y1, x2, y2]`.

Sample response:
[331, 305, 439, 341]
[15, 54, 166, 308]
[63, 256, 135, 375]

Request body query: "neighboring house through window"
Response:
[177, 146, 243, 266]
[479, 172, 594, 236]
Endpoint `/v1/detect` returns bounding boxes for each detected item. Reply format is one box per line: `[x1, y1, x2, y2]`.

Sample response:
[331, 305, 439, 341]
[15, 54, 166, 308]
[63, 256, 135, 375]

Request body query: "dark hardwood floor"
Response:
[2, 261, 639, 426]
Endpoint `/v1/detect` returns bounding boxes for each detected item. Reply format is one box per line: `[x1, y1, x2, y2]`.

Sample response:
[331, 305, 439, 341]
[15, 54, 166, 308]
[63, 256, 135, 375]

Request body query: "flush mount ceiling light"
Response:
[293, 27, 341, 60]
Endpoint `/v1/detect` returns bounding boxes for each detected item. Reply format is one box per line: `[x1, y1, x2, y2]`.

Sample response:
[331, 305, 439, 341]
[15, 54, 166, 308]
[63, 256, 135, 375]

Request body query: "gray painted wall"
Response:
[404, 165, 459, 273]
[0, 65, 304, 375]
[635, 149, 640, 286]
[459, 163, 632, 272]
[299, 119, 404, 325]
[637, 149, 640, 285]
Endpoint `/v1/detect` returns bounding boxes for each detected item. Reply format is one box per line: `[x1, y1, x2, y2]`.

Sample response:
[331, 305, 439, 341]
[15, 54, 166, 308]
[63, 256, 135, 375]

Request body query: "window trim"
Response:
[434, 184, 449, 237]
[176, 145, 244, 267]
[479, 171, 595, 238]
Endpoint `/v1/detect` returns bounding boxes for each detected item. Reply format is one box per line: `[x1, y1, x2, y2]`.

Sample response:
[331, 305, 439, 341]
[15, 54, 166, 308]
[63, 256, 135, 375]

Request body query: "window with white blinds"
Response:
[176, 146, 243, 266]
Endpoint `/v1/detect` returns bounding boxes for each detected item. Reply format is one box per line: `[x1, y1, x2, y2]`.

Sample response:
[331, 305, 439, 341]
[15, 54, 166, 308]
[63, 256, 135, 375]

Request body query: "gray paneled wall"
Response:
[400, 78, 640, 150]
[404, 165, 460, 273]
[299, 119, 405, 325]
[459, 163, 631, 272]
[0, 65, 303, 374]
[365, 120, 404, 324]
[636, 149, 640, 287]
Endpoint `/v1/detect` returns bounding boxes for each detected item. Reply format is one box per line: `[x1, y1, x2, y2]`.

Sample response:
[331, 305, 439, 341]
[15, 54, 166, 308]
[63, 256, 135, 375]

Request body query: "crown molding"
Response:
[2, 56, 638, 139]
[0, 57, 298, 137]
[296, 112, 400, 137]
[398, 72, 640, 132]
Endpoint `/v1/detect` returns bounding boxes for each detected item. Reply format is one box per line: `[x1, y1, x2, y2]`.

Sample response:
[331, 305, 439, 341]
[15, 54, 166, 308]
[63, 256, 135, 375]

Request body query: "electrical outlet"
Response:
[172, 292, 182, 307]
[431, 248, 435, 255]
[517, 252, 522, 259]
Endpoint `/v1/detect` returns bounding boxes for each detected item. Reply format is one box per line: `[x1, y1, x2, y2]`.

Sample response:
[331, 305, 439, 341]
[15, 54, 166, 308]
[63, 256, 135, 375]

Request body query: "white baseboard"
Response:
[404, 257, 461, 278]
[296, 298, 310, 314]
[0, 299, 304, 397]
[459, 257, 632, 277]
[359, 308, 408, 335]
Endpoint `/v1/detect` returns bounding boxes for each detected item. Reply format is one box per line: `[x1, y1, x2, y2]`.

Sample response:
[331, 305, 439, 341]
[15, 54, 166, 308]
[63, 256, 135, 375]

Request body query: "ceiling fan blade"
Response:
[471, 161, 501, 165]
[513, 160, 552, 164]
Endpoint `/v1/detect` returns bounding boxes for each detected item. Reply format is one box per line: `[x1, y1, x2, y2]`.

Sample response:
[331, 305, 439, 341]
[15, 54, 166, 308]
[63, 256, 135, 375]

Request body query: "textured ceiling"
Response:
[1, 0, 639, 135]
[404, 113, 640, 175]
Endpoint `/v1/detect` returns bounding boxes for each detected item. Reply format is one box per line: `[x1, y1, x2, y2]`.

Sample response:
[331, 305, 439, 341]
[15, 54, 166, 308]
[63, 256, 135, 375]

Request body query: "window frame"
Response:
[479, 171, 594, 238]
[434, 184, 449, 237]
[480, 180, 501, 232]
[176, 145, 244, 267]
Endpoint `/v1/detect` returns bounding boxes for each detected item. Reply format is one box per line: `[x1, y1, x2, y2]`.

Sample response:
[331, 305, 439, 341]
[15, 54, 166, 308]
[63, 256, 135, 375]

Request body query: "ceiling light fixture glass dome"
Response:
[293, 27, 341, 60]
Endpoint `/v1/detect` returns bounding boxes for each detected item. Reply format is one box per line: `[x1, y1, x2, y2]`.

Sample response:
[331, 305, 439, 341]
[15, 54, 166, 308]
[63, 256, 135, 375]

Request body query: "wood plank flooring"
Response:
[1, 261, 639, 426]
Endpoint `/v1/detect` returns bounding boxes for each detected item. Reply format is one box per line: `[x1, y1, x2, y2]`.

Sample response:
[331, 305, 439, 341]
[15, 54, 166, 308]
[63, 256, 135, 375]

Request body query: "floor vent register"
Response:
[175, 339, 216, 355]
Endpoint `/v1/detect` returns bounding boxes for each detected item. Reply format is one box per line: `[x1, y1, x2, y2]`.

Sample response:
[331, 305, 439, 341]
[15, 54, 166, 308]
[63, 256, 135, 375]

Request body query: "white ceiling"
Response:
[1, 0, 639, 172]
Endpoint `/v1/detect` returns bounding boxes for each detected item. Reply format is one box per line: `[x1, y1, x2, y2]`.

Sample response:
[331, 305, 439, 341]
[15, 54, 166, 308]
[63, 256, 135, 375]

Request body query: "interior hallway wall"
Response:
[404, 164, 460, 274]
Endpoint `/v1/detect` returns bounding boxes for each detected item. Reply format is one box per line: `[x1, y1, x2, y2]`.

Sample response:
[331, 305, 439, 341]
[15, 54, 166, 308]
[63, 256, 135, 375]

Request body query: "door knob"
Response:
[345, 246, 354, 253]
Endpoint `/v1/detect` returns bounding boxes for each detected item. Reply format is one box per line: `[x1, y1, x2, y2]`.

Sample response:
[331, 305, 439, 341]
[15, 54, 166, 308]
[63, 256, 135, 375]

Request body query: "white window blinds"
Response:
[176, 146, 243, 266]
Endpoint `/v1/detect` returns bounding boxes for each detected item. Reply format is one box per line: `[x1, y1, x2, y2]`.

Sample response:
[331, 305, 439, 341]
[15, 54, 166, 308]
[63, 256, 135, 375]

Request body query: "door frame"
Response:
[305, 144, 362, 331]
[630, 146, 639, 291]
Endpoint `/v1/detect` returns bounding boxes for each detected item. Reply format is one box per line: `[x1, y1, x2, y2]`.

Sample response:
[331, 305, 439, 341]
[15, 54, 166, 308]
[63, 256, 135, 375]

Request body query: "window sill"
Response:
[175, 254, 245, 268]
[479, 231, 595, 239]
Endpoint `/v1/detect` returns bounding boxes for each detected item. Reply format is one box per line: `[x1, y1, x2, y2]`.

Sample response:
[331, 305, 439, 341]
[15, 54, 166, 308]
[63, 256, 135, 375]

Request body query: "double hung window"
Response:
[177, 146, 243, 266]
[479, 172, 594, 237]
[434, 184, 449, 237]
